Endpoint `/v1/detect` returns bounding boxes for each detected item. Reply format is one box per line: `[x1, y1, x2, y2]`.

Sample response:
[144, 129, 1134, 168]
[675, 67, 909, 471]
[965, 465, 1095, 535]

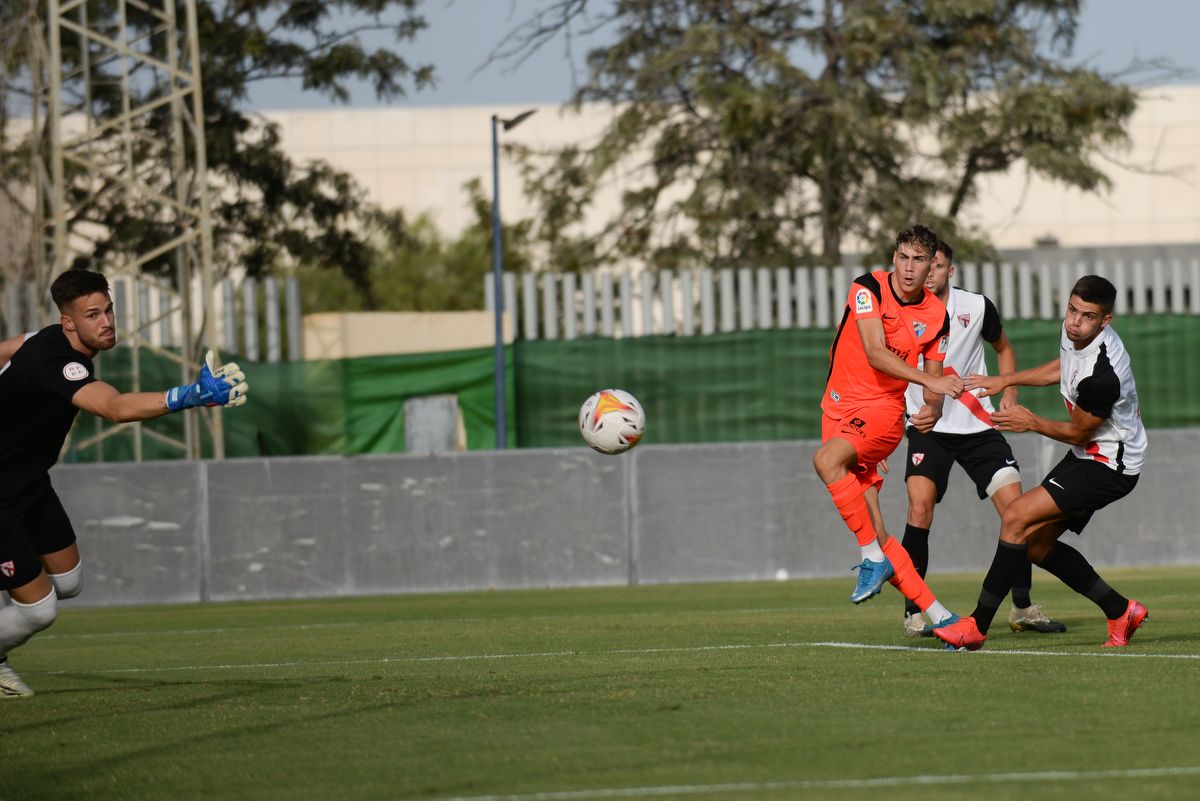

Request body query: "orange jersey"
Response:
[822, 270, 949, 417]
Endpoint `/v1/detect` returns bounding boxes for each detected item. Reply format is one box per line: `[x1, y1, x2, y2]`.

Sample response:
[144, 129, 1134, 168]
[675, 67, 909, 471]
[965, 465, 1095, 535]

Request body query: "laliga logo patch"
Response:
[0, 560, 14, 578]
[912, 321, 927, 339]
[937, 335, 949, 354]
[829, 390, 841, 403]
[958, 313, 971, 327]
[63, 362, 89, 381]
[855, 288, 873, 314]
[911, 453, 925, 466]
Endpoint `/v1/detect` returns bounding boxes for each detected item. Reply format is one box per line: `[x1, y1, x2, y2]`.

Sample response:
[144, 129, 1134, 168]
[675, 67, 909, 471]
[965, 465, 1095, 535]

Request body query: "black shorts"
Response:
[1042, 452, 1139, 534]
[0, 478, 78, 591]
[904, 427, 1019, 503]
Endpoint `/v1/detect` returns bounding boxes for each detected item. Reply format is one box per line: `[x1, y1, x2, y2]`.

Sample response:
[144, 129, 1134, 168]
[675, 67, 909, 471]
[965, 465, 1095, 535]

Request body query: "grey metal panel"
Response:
[204, 457, 350, 601]
[599, 272, 615, 337]
[679, 271, 694, 336]
[285, 276, 302, 361]
[581, 272, 596, 336]
[635, 441, 846, 583]
[52, 462, 204, 606]
[699, 269, 715, 335]
[619, 273, 634, 337]
[639, 271, 655, 336]
[718, 269, 735, 332]
[561, 272, 577, 340]
[522, 272, 539, 340]
[264, 276, 281, 362]
[343, 450, 629, 593]
[659, 269, 675, 335]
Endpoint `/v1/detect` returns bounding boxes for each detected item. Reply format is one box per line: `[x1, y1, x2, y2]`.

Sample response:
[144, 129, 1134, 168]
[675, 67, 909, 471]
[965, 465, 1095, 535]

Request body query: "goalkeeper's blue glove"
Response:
[165, 350, 250, 412]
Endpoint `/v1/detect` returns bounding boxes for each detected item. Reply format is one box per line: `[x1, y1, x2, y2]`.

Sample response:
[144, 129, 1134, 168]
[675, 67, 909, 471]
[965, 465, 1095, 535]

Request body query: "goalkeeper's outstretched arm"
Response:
[71, 350, 249, 423]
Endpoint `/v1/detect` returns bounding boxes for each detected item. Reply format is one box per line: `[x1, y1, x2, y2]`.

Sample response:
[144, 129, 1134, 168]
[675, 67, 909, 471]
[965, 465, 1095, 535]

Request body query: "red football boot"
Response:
[933, 615, 987, 651]
[1102, 600, 1149, 648]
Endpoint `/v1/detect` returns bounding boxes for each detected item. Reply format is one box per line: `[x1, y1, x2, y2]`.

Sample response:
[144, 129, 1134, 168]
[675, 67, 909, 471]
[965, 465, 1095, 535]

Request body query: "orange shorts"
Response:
[821, 404, 905, 491]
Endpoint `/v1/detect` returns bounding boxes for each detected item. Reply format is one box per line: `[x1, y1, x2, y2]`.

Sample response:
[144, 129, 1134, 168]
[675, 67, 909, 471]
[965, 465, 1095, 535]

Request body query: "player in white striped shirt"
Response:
[934, 275, 1149, 650]
[899, 241, 1065, 637]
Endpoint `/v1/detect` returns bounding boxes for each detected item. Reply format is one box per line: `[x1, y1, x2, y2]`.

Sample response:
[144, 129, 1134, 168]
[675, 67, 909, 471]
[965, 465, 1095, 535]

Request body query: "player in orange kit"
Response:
[812, 224, 963, 627]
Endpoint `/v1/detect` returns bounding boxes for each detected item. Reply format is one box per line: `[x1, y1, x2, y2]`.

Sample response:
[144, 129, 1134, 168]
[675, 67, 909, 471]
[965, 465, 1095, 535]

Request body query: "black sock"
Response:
[1040, 542, 1128, 619]
[902, 524, 930, 615]
[970, 541, 1027, 634]
[1011, 558, 1034, 608]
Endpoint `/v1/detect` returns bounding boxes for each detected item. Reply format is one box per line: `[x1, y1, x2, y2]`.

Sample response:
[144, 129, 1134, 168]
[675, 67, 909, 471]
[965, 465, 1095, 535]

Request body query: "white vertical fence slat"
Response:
[580, 273, 596, 336]
[1111, 260, 1128, 315]
[831, 266, 849, 323]
[599, 272, 615, 337]
[1170, 259, 1186, 314]
[1191, 259, 1200, 314]
[1017, 262, 1034, 319]
[241, 277, 258, 360]
[639, 271, 655, 336]
[719, 269, 736, 332]
[775, 267, 792, 328]
[541, 273, 559, 340]
[1130, 260, 1148, 314]
[619, 273, 634, 338]
[561, 272, 577, 340]
[1152, 258, 1168, 312]
[999, 262, 1016, 321]
[503, 273, 517, 338]
[699, 269, 715, 335]
[756, 268, 773, 329]
[813, 267, 831, 328]
[679, 271, 695, 336]
[1035, 263, 1053, 320]
[960, 263, 978, 294]
[980, 263, 998, 307]
[737, 268, 754, 330]
[522, 272, 539, 340]
[660, 270, 676, 335]
[795, 267, 812, 328]
[264, 276, 281, 362]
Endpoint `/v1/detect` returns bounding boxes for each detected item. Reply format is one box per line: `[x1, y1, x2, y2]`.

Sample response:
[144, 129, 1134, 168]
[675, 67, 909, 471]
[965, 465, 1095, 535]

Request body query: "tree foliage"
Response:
[1, 0, 432, 307]
[500, 0, 1141, 268]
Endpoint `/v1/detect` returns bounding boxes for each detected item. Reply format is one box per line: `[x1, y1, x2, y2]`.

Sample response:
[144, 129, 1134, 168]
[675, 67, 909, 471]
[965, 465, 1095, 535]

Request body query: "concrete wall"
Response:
[52, 429, 1200, 606]
[264, 85, 1200, 250]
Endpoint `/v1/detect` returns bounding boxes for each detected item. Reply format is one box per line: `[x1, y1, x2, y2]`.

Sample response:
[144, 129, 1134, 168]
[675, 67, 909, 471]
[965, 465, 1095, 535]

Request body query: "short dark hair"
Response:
[1070, 275, 1117, 314]
[50, 270, 110, 312]
[895, 224, 939, 258]
[936, 239, 954, 265]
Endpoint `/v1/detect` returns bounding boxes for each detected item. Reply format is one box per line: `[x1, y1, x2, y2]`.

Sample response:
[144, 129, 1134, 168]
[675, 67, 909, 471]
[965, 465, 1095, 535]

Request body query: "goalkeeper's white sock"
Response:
[0, 590, 57, 657]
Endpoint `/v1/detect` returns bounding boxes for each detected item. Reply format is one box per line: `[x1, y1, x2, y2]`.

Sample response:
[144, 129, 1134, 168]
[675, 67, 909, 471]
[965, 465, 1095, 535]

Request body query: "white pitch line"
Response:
[39, 621, 363, 641]
[27, 638, 1200, 677]
[383, 766, 1200, 801]
[813, 641, 1200, 659]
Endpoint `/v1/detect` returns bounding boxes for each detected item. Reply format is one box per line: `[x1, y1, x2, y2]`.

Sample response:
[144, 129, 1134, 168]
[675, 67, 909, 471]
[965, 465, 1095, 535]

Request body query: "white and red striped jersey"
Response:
[906, 287, 1002, 435]
[1060, 323, 1147, 475]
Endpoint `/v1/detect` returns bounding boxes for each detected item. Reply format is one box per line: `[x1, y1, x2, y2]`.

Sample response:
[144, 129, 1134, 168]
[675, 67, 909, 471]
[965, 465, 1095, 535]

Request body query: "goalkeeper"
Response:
[0, 269, 249, 698]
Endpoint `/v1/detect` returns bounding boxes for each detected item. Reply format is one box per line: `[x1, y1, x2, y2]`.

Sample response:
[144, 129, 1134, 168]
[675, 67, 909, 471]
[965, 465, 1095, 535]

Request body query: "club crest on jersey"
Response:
[0, 560, 13, 577]
[958, 313, 971, 327]
[855, 288, 873, 314]
[911, 453, 925, 466]
[63, 362, 89, 381]
[912, 321, 926, 339]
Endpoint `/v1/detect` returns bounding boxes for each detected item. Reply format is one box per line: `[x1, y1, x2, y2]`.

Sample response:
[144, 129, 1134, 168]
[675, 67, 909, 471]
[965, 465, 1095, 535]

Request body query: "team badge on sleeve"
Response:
[855, 289, 873, 314]
[63, 362, 89, 381]
[911, 453, 925, 467]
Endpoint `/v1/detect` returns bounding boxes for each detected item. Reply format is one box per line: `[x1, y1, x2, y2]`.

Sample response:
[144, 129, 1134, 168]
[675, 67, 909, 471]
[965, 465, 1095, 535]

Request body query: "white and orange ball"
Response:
[578, 389, 646, 455]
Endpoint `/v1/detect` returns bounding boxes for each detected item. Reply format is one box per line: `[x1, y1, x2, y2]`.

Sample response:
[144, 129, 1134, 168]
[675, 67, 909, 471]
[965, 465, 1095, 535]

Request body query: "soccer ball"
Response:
[578, 389, 646, 455]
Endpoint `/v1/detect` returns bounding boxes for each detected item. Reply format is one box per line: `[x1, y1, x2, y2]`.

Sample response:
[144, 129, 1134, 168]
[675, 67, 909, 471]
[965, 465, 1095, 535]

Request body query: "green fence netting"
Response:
[62, 314, 1200, 462]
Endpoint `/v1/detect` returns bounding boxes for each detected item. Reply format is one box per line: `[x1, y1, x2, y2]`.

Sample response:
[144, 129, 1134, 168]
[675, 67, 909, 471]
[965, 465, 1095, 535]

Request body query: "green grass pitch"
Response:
[2, 567, 1199, 801]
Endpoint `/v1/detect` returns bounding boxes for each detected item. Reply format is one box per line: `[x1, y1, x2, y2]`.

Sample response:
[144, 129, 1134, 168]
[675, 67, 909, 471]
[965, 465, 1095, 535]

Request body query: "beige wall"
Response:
[303, 310, 513, 359]
[265, 85, 1200, 253]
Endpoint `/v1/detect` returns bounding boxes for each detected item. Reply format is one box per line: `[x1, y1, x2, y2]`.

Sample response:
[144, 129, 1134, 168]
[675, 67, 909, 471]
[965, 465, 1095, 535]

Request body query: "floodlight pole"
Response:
[490, 109, 536, 450]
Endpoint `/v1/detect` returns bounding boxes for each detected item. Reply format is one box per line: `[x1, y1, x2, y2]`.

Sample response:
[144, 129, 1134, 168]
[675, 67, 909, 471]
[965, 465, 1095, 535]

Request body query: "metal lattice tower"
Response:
[21, 0, 223, 459]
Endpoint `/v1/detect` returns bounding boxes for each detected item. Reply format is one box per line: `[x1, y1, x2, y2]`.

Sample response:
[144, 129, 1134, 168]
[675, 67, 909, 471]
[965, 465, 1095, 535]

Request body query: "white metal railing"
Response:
[485, 259, 1200, 340]
[2, 275, 303, 361]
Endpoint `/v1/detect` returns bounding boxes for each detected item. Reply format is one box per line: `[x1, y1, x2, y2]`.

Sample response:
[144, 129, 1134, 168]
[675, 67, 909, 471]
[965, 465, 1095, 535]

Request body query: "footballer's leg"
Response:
[989, 482, 1066, 634]
[0, 573, 58, 698]
[815, 422, 891, 602]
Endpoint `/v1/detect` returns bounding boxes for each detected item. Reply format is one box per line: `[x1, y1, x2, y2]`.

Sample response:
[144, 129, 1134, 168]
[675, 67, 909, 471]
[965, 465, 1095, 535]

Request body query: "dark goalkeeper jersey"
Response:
[0, 325, 96, 503]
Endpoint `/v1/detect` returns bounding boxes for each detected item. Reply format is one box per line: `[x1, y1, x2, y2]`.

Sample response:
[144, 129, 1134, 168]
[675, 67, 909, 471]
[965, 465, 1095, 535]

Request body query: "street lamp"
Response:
[490, 108, 536, 449]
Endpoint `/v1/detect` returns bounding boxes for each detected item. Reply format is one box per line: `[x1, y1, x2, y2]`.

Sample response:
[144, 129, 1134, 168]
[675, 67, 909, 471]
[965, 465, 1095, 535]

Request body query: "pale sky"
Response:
[247, 0, 1200, 110]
